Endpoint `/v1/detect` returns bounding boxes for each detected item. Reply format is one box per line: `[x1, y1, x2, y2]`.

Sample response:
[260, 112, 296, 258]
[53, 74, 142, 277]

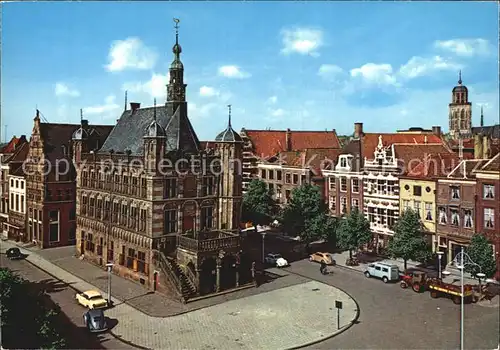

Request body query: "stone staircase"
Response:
[168, 258, 197, 298]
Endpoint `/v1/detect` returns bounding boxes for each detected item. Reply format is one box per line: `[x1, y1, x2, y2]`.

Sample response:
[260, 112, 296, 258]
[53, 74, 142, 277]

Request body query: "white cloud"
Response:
[122, 73, 169, 99]
[281, 28, 323, 57]
[84, 95, 120, 115]
[399, 55, 463, 79]
[105, 37, 158, 72]
[54, 83, 80, 97]
[434, 38, 491, 57]
[218, 65, 251, 79]
[350, 63, 397, 86]
[267, 96, 278, 104]
[189, 102, 217, 119]
[270, 108, 285, 117]
[199, 86, 219, 97]
[318, 64, 343, 78]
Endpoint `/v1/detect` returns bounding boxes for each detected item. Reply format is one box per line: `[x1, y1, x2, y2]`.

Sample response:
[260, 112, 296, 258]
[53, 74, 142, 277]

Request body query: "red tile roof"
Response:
[362, 133, 444, 158]
[0, 135, 27, 154]
[268, 148, 342, 172]
[476, 152, 500, 173]
[242, 129, 341, 159]
[406, 152, 460, 179]
[447, 159, 490, 179]
[394, 144, 454, 176]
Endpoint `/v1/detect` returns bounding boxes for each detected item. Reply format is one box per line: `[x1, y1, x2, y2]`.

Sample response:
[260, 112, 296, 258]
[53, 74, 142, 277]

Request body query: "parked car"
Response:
[5, 247, 24, 260]
[76, 290, 108, 309]
[364, 262, 400, 283]
[309, 252, 335, 265]
[265, 253, 288, 267]
[83, 308, 108, 332]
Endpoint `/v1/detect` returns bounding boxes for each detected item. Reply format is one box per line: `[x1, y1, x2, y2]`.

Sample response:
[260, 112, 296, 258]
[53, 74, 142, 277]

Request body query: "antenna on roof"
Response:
[480, 105, 484, 127]
[39, 110, 49, 123]
[80, 108, 83, 123]
[4, 125, 7, 143]
[124, 90, 128, 112]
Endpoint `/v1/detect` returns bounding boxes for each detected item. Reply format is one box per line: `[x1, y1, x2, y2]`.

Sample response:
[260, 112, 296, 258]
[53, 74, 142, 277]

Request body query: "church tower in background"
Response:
[449, 71, 472, 139]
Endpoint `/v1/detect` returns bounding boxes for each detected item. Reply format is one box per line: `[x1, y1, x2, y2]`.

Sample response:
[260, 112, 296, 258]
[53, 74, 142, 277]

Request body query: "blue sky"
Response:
[2, 2, 498, 142]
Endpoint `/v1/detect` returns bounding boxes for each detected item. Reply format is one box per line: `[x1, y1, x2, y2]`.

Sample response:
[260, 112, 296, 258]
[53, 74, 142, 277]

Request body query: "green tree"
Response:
[302, 213, 338, 246]
[281, 184, 326, 241]
[336, 208, 372, 259]
[386, 209, 431, 270]
[242, 179, 277, 226]
[0, 268, 66, 349]
[465, 234, 497, 278]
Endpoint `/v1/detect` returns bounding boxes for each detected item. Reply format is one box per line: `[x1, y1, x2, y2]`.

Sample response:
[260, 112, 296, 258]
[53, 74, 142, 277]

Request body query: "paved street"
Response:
[284, 260, 499, 350]
[0, 256, 134, 349]
[1, 240, 358, 350]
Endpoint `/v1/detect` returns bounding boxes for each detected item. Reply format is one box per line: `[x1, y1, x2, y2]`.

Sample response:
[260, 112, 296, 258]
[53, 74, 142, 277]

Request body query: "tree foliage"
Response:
[336, 208, 372, 258]
[242, 179, 278, 226]
[281, 184, 326, 240]
[303, 213, 338, 244]
[465, 234, 497, 278]
[0, 268, 66, 349]
[386, 209, 431, 270]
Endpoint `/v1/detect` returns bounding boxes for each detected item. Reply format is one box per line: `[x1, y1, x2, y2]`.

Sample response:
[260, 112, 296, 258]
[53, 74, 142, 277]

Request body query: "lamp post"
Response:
[437, 251, 444, 280]
[261, 231, 266, 263]
[106, 263, 114, 305]
[442, 246, 482, 350]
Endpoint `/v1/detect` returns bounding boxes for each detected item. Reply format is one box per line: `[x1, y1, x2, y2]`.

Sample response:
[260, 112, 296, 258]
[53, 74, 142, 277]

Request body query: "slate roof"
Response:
[215, 125, 242, 142]
[472, 124, 500, 139]
[40, 123, 112, 163]
[99, 105, 200, 155]
[241, 129, 341, 159]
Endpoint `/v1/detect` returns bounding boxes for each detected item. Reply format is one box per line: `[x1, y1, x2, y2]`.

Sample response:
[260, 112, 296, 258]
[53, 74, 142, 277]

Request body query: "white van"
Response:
[364, 262, 400, 283]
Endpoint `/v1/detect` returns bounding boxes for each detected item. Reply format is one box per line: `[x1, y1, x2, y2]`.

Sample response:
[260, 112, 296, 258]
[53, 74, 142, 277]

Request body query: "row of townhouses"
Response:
[1, 25, 499, 300]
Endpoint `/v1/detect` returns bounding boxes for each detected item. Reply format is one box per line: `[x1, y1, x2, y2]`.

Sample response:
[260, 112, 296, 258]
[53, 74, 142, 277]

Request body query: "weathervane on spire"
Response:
[173, 18, 180, 34]
[227, 104, 232, 128]
[458, 70, 462, 85]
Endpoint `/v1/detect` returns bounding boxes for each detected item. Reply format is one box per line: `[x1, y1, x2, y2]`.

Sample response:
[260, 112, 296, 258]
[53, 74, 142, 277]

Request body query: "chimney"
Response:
[354, 122, 363, 139]
[473, 134, 483, 159]
[81, 119, 89, 127]
[285, 128, 292, 151]
[130, 102, 141, 113]
[432, 126, 441, 136]
[482, 135, 490, 159]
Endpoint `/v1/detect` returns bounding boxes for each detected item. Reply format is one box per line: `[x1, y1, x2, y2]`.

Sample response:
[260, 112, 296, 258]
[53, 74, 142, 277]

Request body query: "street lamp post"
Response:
[442, 246, 482, 350]
[106, 263, 114, 305]
[437, 251, 444, 280]
[261, 231, 266, 263]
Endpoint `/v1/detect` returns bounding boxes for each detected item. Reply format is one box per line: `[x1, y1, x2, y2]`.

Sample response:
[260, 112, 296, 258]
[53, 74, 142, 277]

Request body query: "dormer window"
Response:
[340, 157, 347, 167]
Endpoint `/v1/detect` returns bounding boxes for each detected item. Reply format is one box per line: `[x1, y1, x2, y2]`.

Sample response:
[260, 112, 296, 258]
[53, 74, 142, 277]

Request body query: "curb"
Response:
[282, 269, 361, 350]
[20, 257, 152, 350]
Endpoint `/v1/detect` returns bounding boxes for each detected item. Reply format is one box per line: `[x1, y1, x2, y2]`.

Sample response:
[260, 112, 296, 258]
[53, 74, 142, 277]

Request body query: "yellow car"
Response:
[76, 290, 108, 309]
[309, 252, 335, 265]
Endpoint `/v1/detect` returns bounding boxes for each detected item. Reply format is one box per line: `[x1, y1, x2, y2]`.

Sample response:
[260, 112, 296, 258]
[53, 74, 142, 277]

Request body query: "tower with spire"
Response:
[215, 105, 243, 231]
[166, 18, 187, 115]
[449, 70, 472, 139]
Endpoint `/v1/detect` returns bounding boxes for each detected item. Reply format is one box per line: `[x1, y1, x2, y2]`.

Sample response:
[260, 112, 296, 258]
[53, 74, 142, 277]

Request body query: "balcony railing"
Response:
[177, 234, 240, 253]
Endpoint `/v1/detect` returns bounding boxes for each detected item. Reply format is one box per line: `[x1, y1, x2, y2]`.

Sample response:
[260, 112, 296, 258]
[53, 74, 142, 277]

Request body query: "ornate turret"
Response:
[215, 105, 243, 143]
[146, 99, 166, 137]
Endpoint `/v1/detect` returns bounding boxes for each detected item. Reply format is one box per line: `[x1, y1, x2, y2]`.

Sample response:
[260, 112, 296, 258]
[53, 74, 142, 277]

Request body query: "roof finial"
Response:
[174, 18, 180, 45]
[80, 108, 83, 123]
[124, 90, 128, 112]
[458, 70, 462, 85]
[153, 98, 157, 121]
[480, 105, 484, 127]
[227, 104, 232, 128]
